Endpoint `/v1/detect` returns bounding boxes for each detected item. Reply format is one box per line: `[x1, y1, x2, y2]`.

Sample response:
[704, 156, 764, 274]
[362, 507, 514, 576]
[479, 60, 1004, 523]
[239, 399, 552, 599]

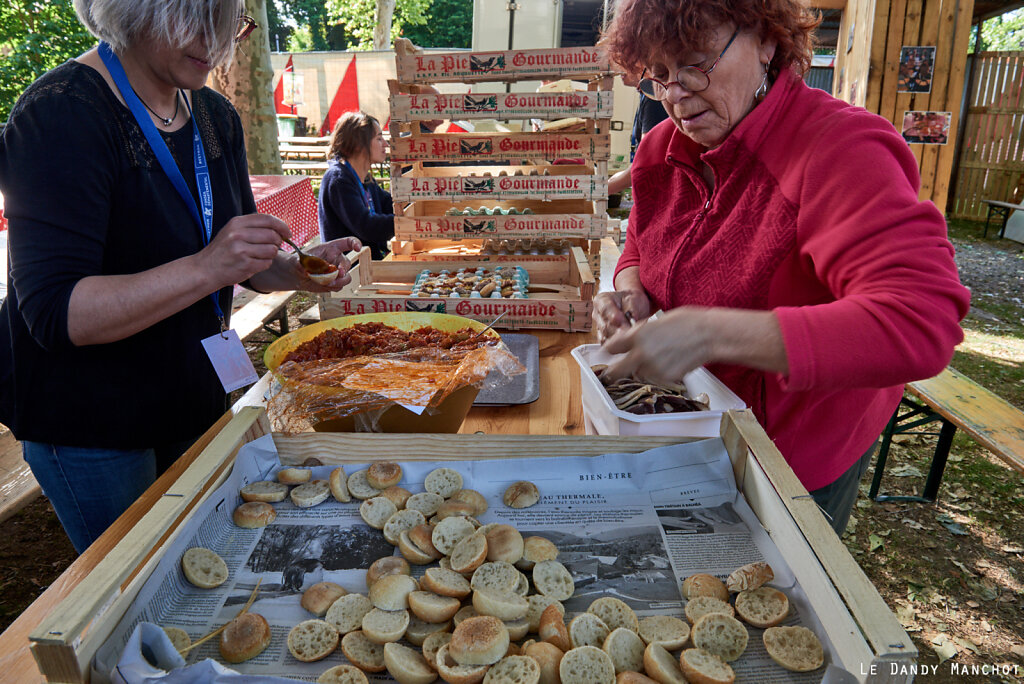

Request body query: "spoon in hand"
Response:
[282, 236, 339, 284]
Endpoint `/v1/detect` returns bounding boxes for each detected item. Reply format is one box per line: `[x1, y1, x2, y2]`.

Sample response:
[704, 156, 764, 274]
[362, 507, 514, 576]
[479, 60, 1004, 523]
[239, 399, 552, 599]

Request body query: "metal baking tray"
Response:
[474, 333, 540, 405]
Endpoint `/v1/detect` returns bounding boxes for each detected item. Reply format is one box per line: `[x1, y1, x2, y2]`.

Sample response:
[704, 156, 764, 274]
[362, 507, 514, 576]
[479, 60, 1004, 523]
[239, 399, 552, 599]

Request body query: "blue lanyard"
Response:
[97, 42, 225, 328]
[344, 160, 376, 216]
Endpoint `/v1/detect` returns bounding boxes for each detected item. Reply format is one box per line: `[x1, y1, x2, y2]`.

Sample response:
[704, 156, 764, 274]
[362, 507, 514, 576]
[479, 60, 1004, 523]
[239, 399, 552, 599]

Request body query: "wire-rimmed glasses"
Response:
[637, 28, 740, 100]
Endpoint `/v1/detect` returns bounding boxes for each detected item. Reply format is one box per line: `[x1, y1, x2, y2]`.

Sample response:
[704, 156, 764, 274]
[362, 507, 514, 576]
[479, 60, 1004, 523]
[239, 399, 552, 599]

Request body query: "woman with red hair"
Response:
[596, 0, 969, 534]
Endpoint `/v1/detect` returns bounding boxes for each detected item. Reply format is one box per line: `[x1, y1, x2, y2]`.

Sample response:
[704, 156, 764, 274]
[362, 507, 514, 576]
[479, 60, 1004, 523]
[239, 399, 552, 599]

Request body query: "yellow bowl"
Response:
[264, 312, 500, 433]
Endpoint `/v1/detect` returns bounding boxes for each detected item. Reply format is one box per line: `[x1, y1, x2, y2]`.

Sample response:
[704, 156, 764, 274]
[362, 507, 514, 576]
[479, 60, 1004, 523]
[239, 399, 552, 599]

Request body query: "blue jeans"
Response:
[23, 440, 191, 553]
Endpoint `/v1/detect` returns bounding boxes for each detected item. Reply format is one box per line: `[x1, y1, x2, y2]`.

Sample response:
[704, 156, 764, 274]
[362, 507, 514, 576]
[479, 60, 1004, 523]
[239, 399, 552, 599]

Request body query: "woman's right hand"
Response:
[197, 213, 291, 288]
[594, 288, 652, 343]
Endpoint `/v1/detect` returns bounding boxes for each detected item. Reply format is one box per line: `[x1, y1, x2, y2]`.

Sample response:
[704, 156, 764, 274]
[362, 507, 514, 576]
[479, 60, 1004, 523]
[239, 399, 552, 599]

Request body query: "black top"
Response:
[631, 94, 670, 160]
[0, 60, 256, 448]
[318, 159, 394, 260]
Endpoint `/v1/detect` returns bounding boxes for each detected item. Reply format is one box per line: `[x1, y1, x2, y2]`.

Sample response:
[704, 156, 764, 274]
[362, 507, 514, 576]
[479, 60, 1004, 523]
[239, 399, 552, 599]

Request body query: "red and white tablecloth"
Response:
[250, 175, 318, 248]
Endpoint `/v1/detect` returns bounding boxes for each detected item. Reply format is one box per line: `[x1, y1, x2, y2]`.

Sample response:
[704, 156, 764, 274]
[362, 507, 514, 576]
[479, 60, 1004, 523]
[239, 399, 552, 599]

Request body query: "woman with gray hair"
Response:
[0, 0, 360, 553]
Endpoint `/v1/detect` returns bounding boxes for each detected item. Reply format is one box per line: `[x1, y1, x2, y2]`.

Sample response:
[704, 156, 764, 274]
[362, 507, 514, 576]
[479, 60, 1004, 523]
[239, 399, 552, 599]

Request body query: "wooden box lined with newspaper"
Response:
[320, 245, 595, 332]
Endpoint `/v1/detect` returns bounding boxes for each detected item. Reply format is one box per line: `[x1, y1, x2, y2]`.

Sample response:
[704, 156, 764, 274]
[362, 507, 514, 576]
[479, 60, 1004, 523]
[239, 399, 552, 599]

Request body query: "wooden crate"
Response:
[390, 132, 609, 163]
[390, 89, 614, 122]
[394, 210, 607, 241]
[27, 407, 917, 683]
[387, 238, 602, 276]
[395, 45, 610, 84]
[321, 246, 595, 332]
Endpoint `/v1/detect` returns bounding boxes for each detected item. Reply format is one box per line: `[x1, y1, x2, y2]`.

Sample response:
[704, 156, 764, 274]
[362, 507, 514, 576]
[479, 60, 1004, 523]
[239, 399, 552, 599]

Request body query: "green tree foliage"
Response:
[970, 9, 1024, 52]
[0, 0, 95, 123]
[326, 0, 430, 50]
[402, 0, 472, 48]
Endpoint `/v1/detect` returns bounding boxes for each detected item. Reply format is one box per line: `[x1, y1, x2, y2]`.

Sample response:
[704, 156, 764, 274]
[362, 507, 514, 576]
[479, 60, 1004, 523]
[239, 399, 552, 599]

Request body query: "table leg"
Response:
[920, 420, 956, 502]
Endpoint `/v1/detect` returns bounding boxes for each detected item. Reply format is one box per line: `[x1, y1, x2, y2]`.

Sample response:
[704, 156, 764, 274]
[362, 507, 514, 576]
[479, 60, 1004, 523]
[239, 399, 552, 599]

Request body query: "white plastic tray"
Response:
[571, 344, 747, 437]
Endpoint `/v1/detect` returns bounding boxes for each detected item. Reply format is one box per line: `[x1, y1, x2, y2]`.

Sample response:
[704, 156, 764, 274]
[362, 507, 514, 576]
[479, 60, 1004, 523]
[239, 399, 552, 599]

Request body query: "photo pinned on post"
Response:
[898, 46, 936, 93]
[901, 111, 952, 144]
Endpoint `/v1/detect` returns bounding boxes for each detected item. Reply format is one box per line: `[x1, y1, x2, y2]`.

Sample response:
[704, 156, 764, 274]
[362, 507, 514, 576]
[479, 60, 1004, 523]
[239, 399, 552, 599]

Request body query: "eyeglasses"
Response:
[637, 28, 740, 100]
[235, 15, 257, 43]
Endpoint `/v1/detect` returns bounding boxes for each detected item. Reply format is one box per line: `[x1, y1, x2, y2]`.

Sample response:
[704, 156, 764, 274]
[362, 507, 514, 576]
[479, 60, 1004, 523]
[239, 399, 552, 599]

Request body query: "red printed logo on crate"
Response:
[510, 49, 602, 69]
[462, 217, 496, 234]
[462, 177, 495, 193]
[504, 92, 592, 109]
[459, 138, 494, 156]
[505, 216, 586, 233]
[497, 176, 581, 192]
[499, 137, 581, 154]
[469, 54, 506, 73]
[464, 94, 498, 112]
[455, 300, 558, 318]
[335, 300, 446, 315]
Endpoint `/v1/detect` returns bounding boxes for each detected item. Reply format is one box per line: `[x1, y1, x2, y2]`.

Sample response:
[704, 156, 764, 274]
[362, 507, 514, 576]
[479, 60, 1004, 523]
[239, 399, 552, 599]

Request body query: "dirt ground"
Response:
[0, 233, 1022, 683]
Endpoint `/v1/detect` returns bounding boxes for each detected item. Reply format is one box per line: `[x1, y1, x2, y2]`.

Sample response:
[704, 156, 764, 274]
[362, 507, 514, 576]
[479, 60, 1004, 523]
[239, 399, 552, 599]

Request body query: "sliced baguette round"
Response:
[637, 615, 690, 650]
[683, 574, 729, 602]
[367, 555, 411, 587]
[513, 571, 529, 597]
[454, 605, 480, 626]
[436, 642, 491, 684]
[449, 488, 489, 515]
[568, 612, 610, 649]
[558, 645, 615, 684]
[473, 588, 529, 621]
[240, 480, 289, 503]
[642, 642, 687, 684]
[384, 641, 437, 684]
[690, 614, 748, 663]
[726, 561, 774, 593]
[523, 641, 563, 684]
[362, 608, 410, 644]
[678, 648, 735, 684]
[162, 627, 191, 652]
[287, 619, 339, 662]
[409, 524, 443, 559]
[684, 596, 735, 625]
[291, 480, 331, 508]
[406, 615, 452, 647]
[384, 509, 427, 545]
[526, 595, 564, 633]
[367, 462, 403, 489]
[502, 481, 539, 509]
[471, 561, 519, 594]
[762, 626, 824, 672]
[617, 673, 660, 684]
[451, 533, 489, 574]
[422, 566, 473, 598]
[482, 655, 540, 684]
[432, 516, 476, 556]
[361, 496, 399, 529]
[425, 467, 464, 498]
[482, 525, 524, 564]
[409, 590, 462, 623]
[318, 664, 370, 684]
[450, 616, 510, 666]
[734, 586, 789, 628]
[407, 492, 445, 517]
[347, 470, 381, 500]
[537, 604, 571, 652]
[423, 630, 454, 668]
[503, 617, 530, 642]
[329, 466, 351, 502]
[278, 467, 312, 484]
[437, 500, 480, 521]
[532, 560, 574, 600]
[369, 573, 418, 611]
[232, 501, 277, 528]
[302, 581, 348, 617]
[602, 627, 645, 674]
[219, 612, 271, 663]
[340, 630, 386, 672]
[181, 547, 228, 589]
[325, 593, 373, 634]
[588, 597, 639, 633]
[380, 485, 413, 509]
[516, 536, 558, 571]
[400, 529, 442, 565]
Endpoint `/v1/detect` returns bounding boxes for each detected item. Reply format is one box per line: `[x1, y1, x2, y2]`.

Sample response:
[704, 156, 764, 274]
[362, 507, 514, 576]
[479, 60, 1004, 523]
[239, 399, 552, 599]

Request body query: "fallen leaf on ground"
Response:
[1001, 545, 1024, 554]
[936, 513, 968, 535]
[954, 637, 980, 654]
[869, 534, 885, 552]
[1011, 645, 1024, 658]
[931, 635, 959, 663]
[966, 600, 980, 608]
[902, 517, 926, 530]
[967, 578, 999, 601]
[891, 464, 925, 477]
[951, 560, 976, 576]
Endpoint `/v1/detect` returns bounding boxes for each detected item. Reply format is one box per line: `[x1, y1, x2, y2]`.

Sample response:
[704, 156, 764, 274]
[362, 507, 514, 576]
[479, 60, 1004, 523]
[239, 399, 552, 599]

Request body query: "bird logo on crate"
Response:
[462, 218, 496, 235]
[462, 177, 494, 194]
[460, 139, 493, 156]
[463, 94, 498, 112]
[470, 55, 505, 73]
[405, 299, 447, 314]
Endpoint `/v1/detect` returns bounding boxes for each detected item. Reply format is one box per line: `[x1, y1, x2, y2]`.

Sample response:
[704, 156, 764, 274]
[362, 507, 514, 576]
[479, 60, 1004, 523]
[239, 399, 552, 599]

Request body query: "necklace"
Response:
[132, 87, 182, 126]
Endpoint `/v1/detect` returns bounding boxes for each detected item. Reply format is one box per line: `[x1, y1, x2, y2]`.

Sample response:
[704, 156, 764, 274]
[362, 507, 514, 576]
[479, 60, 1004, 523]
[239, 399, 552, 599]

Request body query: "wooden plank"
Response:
[879, 0, 909, 122]
[230, 290, 296, 341]
[390, 91, 614, 122]
[0, 431, 40, 525]
[394, 213, 608, 240]
[391, 174, 608, 202]
[395, 46, 610, 84]
[866, 0, 893, 112]
[898, 0, 925, 166]
[908, 368, 1024, 472]
[934, 0, 978, 211]
[390, 133, 610, 163]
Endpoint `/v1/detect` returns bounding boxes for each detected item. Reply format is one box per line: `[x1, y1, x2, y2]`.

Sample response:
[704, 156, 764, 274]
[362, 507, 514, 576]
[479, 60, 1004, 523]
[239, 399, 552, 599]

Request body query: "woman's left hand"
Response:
[290, 237, 363, 292]
[601, 308, 714, 385]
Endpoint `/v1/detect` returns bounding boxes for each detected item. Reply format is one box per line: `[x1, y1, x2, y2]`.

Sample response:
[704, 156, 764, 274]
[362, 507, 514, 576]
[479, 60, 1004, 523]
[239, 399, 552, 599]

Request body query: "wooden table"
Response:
[0, 239, 618, 682]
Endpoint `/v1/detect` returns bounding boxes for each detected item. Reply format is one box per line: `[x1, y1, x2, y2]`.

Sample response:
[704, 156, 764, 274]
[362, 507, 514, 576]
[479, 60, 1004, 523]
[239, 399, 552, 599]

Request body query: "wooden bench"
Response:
[230, 289, 296, 340]
[869, 367, 1024, 502]
[0, 429, 40, 524]
[981, 199, 1024, 239]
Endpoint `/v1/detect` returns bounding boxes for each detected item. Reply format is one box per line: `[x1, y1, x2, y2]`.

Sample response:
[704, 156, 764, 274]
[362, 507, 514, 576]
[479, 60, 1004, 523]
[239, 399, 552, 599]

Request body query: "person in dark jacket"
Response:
[319, 112, 394, 259]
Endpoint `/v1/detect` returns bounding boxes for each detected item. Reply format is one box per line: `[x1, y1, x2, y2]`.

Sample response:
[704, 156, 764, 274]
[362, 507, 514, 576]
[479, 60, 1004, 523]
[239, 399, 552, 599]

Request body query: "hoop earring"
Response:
[754, 63, 770, 103]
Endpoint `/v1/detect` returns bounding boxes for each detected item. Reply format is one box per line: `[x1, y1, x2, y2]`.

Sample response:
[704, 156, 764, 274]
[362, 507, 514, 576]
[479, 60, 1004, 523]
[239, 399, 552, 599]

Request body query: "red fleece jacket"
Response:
[617, 70, 970, 491]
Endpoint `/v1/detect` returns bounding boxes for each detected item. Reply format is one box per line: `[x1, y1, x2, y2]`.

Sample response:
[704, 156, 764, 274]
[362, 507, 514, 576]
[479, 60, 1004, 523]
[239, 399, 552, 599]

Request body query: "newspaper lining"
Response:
[93, 434, 851, 683]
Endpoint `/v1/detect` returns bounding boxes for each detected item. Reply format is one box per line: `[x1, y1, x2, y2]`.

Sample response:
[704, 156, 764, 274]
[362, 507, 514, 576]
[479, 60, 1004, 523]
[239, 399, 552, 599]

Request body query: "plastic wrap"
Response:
[267, 341, 524, 433]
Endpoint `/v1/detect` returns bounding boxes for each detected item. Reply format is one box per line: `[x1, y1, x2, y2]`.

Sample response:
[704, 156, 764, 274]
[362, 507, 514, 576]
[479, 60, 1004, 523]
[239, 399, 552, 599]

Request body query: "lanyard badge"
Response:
[345, 160, 376, 216]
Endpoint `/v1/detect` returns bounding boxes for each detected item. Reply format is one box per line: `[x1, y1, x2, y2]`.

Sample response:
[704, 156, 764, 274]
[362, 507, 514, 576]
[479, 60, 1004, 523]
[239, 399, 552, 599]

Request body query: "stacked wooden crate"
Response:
[317, 45, 613, 333]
